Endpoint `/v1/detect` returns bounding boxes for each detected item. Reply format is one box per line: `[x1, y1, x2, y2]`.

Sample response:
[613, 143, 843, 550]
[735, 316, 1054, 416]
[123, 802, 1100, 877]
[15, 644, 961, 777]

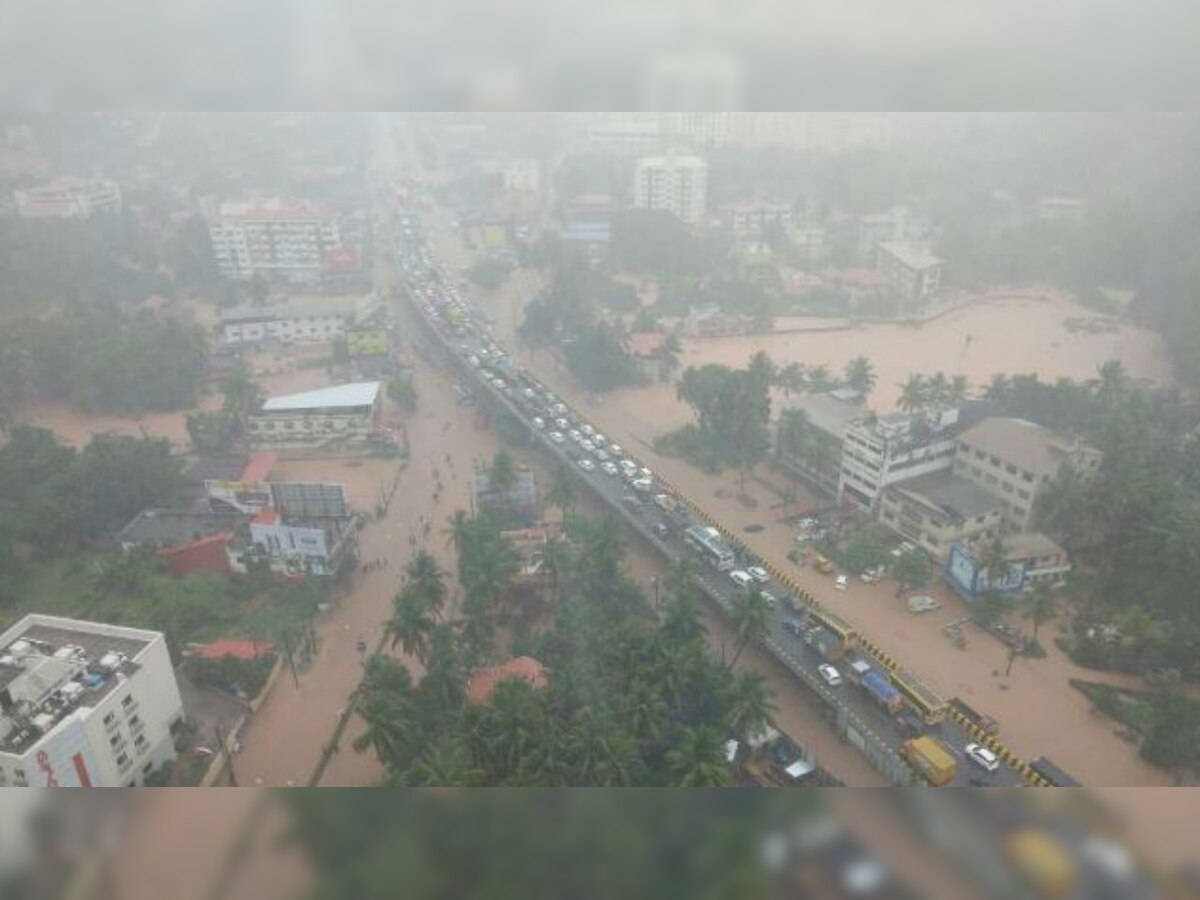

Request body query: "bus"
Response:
[809, 608, 857, 655]
[1029, 756, 1081, 787]
[892, 669, 949, 725]
[684, 525, 736, 571]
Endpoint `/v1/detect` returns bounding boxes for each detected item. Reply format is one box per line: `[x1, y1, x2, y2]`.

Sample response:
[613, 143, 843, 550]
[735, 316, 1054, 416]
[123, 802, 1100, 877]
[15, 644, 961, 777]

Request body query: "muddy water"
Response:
[446, 221, 1176, 785]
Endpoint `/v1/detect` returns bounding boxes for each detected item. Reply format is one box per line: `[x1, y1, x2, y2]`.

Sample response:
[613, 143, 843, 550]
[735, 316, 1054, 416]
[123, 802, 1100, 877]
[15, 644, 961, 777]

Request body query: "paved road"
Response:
[388, 204, 1024, 788]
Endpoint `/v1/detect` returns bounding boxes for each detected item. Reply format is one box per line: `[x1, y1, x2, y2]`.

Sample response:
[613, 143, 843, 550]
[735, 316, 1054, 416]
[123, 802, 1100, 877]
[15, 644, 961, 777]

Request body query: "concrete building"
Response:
[0, 615, 184, 787]
[838, 403, 994, 513]
[721, 200, 793, 236]
[774, 389, 866, 496]
[945, 531, 1072, 600]
[236, 507, 355, 577]
[115, 509, 245, 576]
[204, 197, 361, 282]
[683, 306, 755, 338]
[633, 154, 707, 226]
[247, 382, 382, 449]
[586, 117, 662, 153]
[857, 206, 929, 259]
[13, 177, 122, 220]
[218, 295, 361, 345]
[953, 418, 1102, 531]
[876, 241, 943, 309]
[878, 473, 1004, 564]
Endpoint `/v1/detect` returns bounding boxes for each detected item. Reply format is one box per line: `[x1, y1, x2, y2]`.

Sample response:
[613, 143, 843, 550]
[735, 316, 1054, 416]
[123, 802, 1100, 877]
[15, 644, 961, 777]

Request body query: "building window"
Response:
[143, 762, 154, 775]
[975, 449, 986, 460]
[1001, 482, 1013, 493]
[1005, 464, 1018, 475]
[116, 753, 130, 768]
[1022, 471, 1034, 482]
[103, 711, 116, 725]
[1017, 489, 1030, 500]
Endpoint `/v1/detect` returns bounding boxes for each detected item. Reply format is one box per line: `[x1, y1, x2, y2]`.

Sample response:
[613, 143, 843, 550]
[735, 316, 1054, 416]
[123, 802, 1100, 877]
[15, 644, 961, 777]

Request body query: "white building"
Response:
[13, 177, 122, 220]
[858, 206, 929, 260]
[838, 405, 992, 513]
[633, 154, 707, 226]
[247, 382, 382, 449]
[876, 241, 943, 309]
[204, 197, 358, 282]
[0, 615, 184, 787]
[722, 200, 793, 236]
[218, 294, 366, 345]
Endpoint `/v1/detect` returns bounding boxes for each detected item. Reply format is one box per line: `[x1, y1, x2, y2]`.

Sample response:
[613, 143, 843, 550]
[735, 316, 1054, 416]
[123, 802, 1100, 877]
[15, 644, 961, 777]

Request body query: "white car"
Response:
[549, 431, 565, 444]
[729, 570, 753, 588]
[580, 440, 596, 454]
[594, 449, 610, 463]
[600, 461, 619, 476]
[593, 433, 608, 447]
[834, 574, 849, 591]
[964, 743, 1000, 772]
[532, 417, 545, 429]
[609, 442, 623, 456]
[760, 591, 777, 607]
[468, 355, 480, 366]
[747, 566, 770, 583]
[631, 477, 653, 493]
[577, 458, 596, 472]
[638, 467, 653, 481]
[619, 459, 637, 474]
[569, 429, 582, 443]
[817, 664, 843, 686]
[556, 418, 570, 430]
[580, 424, 595, 436]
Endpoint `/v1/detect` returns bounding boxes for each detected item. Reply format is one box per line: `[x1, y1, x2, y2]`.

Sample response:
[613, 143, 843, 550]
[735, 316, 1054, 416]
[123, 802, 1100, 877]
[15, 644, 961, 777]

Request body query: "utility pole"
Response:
[215, 721, 238, 787]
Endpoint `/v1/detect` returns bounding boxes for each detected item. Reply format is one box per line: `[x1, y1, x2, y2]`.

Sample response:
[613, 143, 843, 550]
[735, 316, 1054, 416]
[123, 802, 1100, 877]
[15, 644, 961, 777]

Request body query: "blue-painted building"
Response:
[944, 533, 1070, 602]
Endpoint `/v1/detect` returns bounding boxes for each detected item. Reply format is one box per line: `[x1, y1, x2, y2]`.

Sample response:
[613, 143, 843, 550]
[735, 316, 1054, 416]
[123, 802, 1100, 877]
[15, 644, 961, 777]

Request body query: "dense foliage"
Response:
[354, 514, 775, 785]
[0, 308, 209, 414]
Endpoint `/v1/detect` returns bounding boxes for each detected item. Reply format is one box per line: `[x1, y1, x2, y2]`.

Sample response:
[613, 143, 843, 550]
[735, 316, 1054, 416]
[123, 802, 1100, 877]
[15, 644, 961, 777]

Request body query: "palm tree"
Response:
[925, 371, 950, 409]
[352, 656, 418, 768]
[806, 364, 835, 392]
[545, 465, 576, 523]
[726, 588, 772, 669]
[404, 736, 483, 786]
[980, 536, 1012, 590]
[387, 587, 436, 663]
[405, 551, 448, 621]
[667, 726, 731, 787]
[580, 515, 625, 590]
[843, 356, 876, 397]
[948, 374, 970, 403]
[1096, 359, 1129, 409]
[442, 509, 470, 552]
[487, 449, 519, 495]
[534, 536, 572, 598]
[724, 671, 776, 738]
[1021, 581, 1058, 642]
[657, 331, 683, 383]
[984, 373, 1011, 405]
[776, 362, 807, 398]
[896, 374, 928, 413]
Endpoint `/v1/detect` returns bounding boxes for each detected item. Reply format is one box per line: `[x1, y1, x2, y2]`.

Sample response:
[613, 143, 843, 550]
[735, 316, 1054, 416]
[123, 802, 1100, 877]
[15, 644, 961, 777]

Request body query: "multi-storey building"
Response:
[838, 404, 993, 513]
[774, 389, 866, 496]
[876, 241, 943, 310]
[952, 418, 1102, 531]
[13, 177, 122, 220]
[247, 382, 383, 450]
[878, 473, 1004, 564]
[721, 200, 793, 236]
[0, 615, 184, 787]
[633, 154, 707, 226]
[204, 197, 361, 283]
[857, 206, 928, 260]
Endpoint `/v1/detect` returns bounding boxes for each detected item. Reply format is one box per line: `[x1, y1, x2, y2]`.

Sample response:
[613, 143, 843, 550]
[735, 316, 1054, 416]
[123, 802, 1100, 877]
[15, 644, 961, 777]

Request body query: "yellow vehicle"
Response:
[813, 554, 834, 574]
[1006, 829, 1077, 899]
[902, 736, 956, 786]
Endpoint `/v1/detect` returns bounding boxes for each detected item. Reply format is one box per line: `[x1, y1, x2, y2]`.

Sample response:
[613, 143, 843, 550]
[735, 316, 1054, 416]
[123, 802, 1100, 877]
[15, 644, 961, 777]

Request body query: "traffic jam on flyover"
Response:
[390, 206, 1054, 789]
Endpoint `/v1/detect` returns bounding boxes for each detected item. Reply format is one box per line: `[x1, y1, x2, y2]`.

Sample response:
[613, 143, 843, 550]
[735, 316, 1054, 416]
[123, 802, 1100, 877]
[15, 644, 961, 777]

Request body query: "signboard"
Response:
[271, 482, 349, 519]
[21, 716, 100, 787]
[206, 480, 273, 514]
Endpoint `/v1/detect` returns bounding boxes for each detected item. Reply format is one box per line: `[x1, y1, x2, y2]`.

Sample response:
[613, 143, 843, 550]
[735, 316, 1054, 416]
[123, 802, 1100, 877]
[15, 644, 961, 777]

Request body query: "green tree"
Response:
[724, 671, 776, 739]
[725, 588, 772, 670]
[891, 548, 932, 597]
[980, 536, 1013, 590]
[487, 449, 519, 496]
[843, 356, 876, 397]
[219, 364, 265, 424]
[387, 373, 418, 412]
[896, 374, 928, 412]
[545, 465, 576, 522]
[1021, 581, 1058, 642]
[667, 726, 731, 787]
[387, 586, 436, 664]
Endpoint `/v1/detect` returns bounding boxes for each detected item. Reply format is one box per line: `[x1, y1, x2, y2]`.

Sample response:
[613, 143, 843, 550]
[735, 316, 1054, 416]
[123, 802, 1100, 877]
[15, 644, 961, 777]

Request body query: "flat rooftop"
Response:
[1003, 531, 1066, 561]
[878, 240, 942, 270]
[784, 391, 866, 438]
[259, 381, 381, 413]
[890, 472, 1000, 521]
[1, 616, 155, 754]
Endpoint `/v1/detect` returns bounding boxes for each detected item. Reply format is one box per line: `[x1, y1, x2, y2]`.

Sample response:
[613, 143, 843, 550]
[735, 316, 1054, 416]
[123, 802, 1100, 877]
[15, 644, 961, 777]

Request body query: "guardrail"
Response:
[401, 261, 1046, 787]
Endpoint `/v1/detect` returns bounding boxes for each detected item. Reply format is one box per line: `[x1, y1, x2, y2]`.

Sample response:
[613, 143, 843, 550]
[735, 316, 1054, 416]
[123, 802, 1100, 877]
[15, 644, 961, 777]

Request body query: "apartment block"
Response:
[13, 177, 122, 220]
[952, 418, 1101, 531]
[0, 615, 184, 787]
[633, 154, 707, 226]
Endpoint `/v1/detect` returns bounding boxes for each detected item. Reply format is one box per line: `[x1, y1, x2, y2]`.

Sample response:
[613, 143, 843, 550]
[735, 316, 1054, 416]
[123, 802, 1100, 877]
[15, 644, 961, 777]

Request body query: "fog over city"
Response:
[0, 9, 1198, 894]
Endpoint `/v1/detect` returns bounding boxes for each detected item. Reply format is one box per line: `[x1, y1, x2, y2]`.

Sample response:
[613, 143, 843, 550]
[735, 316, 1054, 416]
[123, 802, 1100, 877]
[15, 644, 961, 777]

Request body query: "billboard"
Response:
[206, 480, 273, 514]
[271, 481, 349, 519]
[20, 716, 100, 787]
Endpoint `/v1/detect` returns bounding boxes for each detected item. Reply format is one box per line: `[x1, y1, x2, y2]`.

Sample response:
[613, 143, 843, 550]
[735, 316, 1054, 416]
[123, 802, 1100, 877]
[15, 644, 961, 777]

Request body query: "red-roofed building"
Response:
[627, 331, 666, 359]
[252, 507, 280, 526]
[467, 656, 548, 705]
[194, 638, 274, 662]
[157, 531, 236, 576]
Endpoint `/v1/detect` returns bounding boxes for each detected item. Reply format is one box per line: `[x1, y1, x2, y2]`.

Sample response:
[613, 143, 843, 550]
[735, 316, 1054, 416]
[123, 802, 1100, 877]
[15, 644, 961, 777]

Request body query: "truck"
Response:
[806, 626, 846, 662]
[845, 655, 873, 685]
[902, 736, 957, 786]
[1006, 829, 1078, 898]
[861, 670, 903, 713]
